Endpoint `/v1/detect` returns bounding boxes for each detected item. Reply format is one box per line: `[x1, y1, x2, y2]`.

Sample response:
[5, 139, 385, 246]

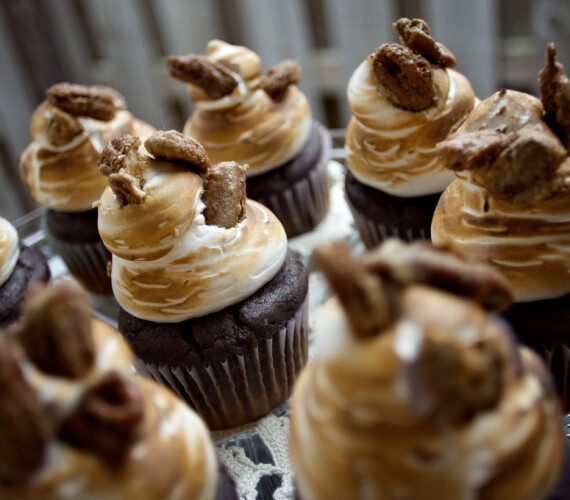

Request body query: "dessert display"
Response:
[290, 238, 566, 500]
[431, 43, 570, 410]
[344, 18, 476, 248]
[18, 82, 155, 300]
[166, 39, 331, 237]
[96, 130, 309, 430]
[0, 215, 50, 328]
[0, 279, 237, 500]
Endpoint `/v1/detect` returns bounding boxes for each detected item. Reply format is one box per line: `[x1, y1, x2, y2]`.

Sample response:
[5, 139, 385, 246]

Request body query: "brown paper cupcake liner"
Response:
[136, 298, 309, 430]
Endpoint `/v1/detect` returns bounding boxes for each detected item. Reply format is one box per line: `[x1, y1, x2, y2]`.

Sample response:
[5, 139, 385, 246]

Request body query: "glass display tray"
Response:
[12, 130, 570, 499]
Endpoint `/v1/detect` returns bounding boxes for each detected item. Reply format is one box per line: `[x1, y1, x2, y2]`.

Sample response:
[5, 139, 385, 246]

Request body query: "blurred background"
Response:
[1, 0, 569, 221]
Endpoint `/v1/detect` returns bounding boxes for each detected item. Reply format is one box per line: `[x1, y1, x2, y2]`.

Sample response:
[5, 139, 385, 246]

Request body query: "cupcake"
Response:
[18, 82, 155, 301]
[0, 215, 50, 328]
[96, 130, 309, 430]
[344, 18, 476, 248]
[290, 239, 566, 500]
[432, 44, 570, 410]
[166, 39, 331, 237]
[0, 279, 237, 500]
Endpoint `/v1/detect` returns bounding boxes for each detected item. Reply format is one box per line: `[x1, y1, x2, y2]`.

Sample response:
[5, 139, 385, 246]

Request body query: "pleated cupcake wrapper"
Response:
[533, 342, 570, 412]
[136, 298, 309, 430]
[43, 218, 113, 296]
[255, 128, 331, 238]
[345, 195, 428, 249]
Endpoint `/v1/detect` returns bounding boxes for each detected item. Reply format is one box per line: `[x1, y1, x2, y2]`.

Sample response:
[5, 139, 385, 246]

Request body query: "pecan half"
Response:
[205, 161, 247, 228]
[144, 130, 211, 173]
[539, 43, 570, 148]
[46, 82, 125, 121]
[18, 281, 95, 378]
[109, 170, 146, 205]
[259, 59, 301, 101]
[0, 336, 50, 485]
[166, 55, 238, 99]
[372, 44, 435, 111]
[97, 134, 142, 177]
[314, 241, 394, 338]
[46, 107, 85, 147]
[58, 371, 144, 464]
[362, 239, 514, 312]
[393, 18, 456, 68]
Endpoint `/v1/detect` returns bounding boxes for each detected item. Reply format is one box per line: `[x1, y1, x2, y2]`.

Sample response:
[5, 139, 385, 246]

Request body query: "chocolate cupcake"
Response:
[96, 131, 309, 430]
[290, 239, 566, 500]
[0, 279, 237, 500]
[18, 82, 154, 302]
[432, 44, 570, 411]
[0, 215, 50, 328]
[167, 40, 331, 237]
[344, 18, 476, 248]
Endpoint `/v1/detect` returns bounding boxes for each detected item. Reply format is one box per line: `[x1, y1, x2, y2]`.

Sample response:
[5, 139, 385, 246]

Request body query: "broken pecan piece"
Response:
[0, 335, 50, 485]
[144, 130, 211, 173]
[108, 170, 146, 205]
[205, 161, 247, 228]
[58, 371, 144, 464]
[46, 82, 125, 121]
[393, 18, 456, 68]
[372, 44, 435, 111]
[46, 107, 85, 147]
[166, 54, 238, 99]
[97, 134, 142, 176]
[19, 281, 95, 378]
[259, 59, 301, 101]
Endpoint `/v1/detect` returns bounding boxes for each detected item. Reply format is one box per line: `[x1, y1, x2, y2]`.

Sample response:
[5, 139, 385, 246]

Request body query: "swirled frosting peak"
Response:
[290, 239, 564, 500]
[167, 40, 312, 176]
[345, 18, 476, 197]
[19, 82, 155, 212]
[0, 216, 19, 287]
[96, 131, 287, 322]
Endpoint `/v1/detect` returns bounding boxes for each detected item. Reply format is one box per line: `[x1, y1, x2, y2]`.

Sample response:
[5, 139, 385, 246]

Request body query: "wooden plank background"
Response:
[1, 0, 568, 221]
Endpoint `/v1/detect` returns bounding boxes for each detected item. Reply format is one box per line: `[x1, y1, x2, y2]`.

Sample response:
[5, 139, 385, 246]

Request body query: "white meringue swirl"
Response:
[0, 216, 19, 287]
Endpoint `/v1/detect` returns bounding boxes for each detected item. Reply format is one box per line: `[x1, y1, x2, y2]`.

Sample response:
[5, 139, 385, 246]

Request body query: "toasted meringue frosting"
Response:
[345, 58, 475, 196]
[19, 101, 154, 212]
[290, 288, 563, 500]
[0, 216, 19, 287]
[98, 158, 287, 323]
[183, 40, 312, 176]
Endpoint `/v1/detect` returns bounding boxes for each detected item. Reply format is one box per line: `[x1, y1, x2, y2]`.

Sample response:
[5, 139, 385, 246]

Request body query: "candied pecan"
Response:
[314, 241, 394, 338]
[166, 54, 238, 99]
[46, 82, 125, 121]
[144, 130, 211, 173]
[109, 170, 146, 205]
[18, 281, 95, 378]
[362, 239, 514, 312]
[539, 43, 570, 148]
[97, 134, 142, 176]
[0, 336, 50, 485]
[45, 107, 85, 147]
[259, 59, 301, 101]
[59, 371, 144, 464]
[205, 161, 247, 228]
[393, 18, 456, 68]
[372, 44, 435, 111]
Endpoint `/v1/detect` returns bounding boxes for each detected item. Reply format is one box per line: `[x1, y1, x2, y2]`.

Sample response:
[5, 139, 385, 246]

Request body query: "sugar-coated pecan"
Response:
[46, 107, 85, 147]
[314, 241, 394, 338]
[205, 161, 247, 228]
[46, 82, 125, 121]
[58, 371, 144, 464]
[108, 170, 146, 205]
[393, 18, 456, 68]
[259, 59, 301, 101]
[362, 239, 514, 312]
[144, 130, 211, 173]
[166, 54, 238, 99]
[0, 336, 50, 485]
[19, 281, 95, 378]
[539, 43, 570, 148]
[372, 44, 435, 111]
[98, 134, 142, 176]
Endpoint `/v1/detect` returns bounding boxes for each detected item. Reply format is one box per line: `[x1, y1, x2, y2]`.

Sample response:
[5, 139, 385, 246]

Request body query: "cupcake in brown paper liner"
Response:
[290, 238, 567, 500]
[95, 130, 309, 430]
[432, 43, 570, 411]
[167, 40, 330, 237]
[0, 279, 237, 500]
[18, 82, 155, 302]
[344, 18, 476, 248]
